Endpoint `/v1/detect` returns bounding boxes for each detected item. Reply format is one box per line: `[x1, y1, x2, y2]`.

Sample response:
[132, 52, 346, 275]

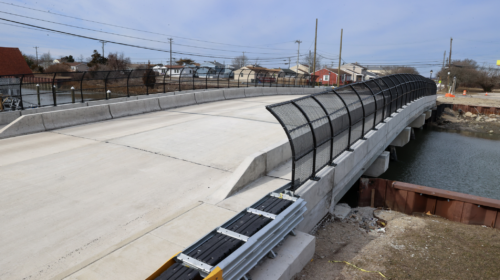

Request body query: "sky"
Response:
[1, 0, 499, 76]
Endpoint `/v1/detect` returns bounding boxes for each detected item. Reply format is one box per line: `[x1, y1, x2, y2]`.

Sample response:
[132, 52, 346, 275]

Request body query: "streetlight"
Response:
[430, 70, 433, 79]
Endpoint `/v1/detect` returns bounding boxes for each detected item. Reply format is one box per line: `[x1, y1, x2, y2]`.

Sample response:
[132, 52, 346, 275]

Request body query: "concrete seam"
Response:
[166, 110, 278, 125]
[107, 142, 230, 172]
[107, 104, 113, 119]
[40, 113, 47, 131]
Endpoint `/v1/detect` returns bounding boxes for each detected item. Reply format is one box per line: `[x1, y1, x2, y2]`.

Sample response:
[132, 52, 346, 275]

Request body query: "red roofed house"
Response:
[312, 68, 352, 86]
[0, 47, 33, 76]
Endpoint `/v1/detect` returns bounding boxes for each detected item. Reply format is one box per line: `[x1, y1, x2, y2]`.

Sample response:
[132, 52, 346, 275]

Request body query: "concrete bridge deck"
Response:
[0, 95, 301, 280]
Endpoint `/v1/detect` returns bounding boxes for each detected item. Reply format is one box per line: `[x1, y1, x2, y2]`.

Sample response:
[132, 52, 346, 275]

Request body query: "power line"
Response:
[0, 1, 295, 51]
[0, 18, 303, 61]
[0, 11, 297, 56]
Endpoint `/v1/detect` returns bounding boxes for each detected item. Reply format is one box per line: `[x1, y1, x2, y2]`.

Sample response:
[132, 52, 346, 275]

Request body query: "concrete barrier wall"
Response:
[205, 140, 292, 203]
[244, 87, 264, 97]
[194, 90, 225, 104]
[0, 114, 45, 139]
[22, 103, 88, 115]
[223, 88, 246, 100]
[262, 87, 278, 96]
[42, 105, 113, 130]
[158, 93, 197, 110]
[0, 111, 21, 126]
[109, 98, 161, 118]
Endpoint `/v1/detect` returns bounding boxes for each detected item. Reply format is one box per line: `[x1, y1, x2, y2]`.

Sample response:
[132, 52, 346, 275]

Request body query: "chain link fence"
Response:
[266, 74, 437, 191]
[0, 67, 312, 111]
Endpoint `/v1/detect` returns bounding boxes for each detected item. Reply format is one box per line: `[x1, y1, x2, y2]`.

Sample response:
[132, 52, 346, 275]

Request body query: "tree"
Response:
[60, 55, 75, 63]
[87, 50, 108, 71]
[381, 66, 420, 76]
[176, 58, 195, 65]
[231, 54, 248, 69]
[77, 54, 85, 62]
[476, 67, 500, 92]
[22, 53, 35, 68]
[301, 51, 322, 72]
[106, 52, 131, 71]
[435, 59, 479, 88]
[142, 63, 156, 89]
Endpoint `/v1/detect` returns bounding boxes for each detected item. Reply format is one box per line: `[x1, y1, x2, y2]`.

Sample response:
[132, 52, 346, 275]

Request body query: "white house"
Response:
[153, 65, 196, 77]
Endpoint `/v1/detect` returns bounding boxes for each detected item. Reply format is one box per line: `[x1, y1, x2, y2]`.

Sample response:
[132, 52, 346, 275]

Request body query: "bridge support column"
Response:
[409, 113, 426, 128]
[425, 110, 432, 120]
[363, 151, 390, 177]
[390, 127, 411, 147]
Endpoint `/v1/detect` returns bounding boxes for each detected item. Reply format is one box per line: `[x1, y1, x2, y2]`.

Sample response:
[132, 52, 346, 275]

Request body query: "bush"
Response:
[142, 69, 156, 89]
[45, 63, 70, 73]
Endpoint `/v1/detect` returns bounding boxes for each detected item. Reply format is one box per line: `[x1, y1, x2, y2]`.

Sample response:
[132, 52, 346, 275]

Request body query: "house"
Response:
[197, 61, 232, 79]
[312, 68, 352, 86]
[67, 62, 89, 72]
[0, 47, 33, 76]
[340, 63, 378, 82]
[279, 68, 298, 77]
[233, 66, 277, 83]
[289, 63, 310, 75]
[152, 65, 196, 77]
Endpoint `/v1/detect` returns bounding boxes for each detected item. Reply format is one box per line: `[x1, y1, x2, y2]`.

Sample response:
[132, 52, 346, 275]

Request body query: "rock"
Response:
[490, 130, 494, 133]
[444, 108, 456, 116]
[476, 116, 483, 122]
[465, 112, 473, 117]
[471, 114, 477, 118]
[333, 203, 351, 219]
[489, 114, 497, 118]
[486, 118, 497, 122]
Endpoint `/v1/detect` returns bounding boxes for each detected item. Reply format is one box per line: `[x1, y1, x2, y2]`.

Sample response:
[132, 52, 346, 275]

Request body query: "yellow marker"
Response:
[329, 260, 387, 278]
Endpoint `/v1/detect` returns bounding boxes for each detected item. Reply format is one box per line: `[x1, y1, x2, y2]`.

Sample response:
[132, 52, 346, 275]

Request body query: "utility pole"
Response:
[168, 38, 173, 67]
[442, 50, 446, 69]
[312, 19, 318, 88]
[447, 37, 453, 93]
[243, 51, 246, 67]
[295, 40, 302, 82]
[99, 40, 106, 57]
[288, 57, 291, 69]
[337, 29, 343, 87]
[33, 46, 39, 65]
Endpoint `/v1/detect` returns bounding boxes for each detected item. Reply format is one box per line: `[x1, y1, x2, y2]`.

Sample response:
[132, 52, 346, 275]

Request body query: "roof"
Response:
[0, 47, 33, 76]
[315, 68, 351, 76]
[66, 62, 86, 67]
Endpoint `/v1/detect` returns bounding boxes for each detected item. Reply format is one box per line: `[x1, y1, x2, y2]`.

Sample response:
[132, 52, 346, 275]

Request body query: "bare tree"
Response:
[106, 52, 131, 71]
[381, 66, 419, 76]
[435, 59, 479, 88]
[231, 54, 248, 69]
[78, 54, 85, 63]
[39, 51, 53, 68]
[301, 51, 321, 72]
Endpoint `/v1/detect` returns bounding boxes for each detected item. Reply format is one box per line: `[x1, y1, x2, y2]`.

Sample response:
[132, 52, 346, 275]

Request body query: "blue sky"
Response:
[1, 0, 499, 76]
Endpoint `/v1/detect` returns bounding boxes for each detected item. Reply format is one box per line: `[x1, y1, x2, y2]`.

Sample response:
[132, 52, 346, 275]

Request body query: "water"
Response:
[381, 126, 500, 200]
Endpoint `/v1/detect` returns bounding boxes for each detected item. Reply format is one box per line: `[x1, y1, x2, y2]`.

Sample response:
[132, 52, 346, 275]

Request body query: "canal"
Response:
[381, 126, 500, 200]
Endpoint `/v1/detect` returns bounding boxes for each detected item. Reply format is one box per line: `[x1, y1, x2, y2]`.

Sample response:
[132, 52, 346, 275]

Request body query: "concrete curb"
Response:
[42, 105, 113, 130]
[0, 113, 46, 138]
[109, 98, 161, 118]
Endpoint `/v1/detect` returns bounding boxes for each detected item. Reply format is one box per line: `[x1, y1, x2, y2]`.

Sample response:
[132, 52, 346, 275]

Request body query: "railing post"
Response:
[217, 69, 221, 88]
[370, 79, 387, 122]
[361, 82, 379, 130]
[71, 86, 75, 103]
[205, 67, 209, 90]
[379, 78, 395, 116]
[51, 72, 57, 106]
[163, 71, 166, 93]
[192, 67, 195, 90]
[332, 89, 353, 151]
[80, 71, 86, 103]
[178, 68, 183, 92]
[311, 94, 336, 165]
[349, 85, 367, 138]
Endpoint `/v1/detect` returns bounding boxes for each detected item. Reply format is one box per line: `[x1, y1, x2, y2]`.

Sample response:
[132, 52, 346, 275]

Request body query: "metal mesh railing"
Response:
[0, 67, 311, 112]
[266, 74, 437, 191]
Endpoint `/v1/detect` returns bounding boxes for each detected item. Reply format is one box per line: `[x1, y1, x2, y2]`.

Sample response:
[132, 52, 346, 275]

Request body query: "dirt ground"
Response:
[437, 94, 500, 107]
[430, 107, 500, 136]
[295, 208, 500, 280]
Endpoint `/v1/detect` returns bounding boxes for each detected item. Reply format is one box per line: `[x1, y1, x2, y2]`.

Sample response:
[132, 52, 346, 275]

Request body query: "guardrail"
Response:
[0, 68, 311, 111]
[266, 74, 437, 191]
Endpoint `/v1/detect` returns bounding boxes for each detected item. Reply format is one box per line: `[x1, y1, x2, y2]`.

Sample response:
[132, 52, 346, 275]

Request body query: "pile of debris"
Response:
[333, 203, 386, 233]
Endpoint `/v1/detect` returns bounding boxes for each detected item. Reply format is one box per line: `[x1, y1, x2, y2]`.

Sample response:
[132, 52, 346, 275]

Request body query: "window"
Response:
[323, 75, 329, 81]
[175, 69, 179, 73]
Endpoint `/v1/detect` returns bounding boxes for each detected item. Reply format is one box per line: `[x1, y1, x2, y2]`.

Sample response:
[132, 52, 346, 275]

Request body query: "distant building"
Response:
[289, 63, 310, 75]
[152, 65, 196, 77]
[341, 63, 378, 82]
[197, 61, 232, 79]
[0, 47, 33, 76]
[312, 68, 352, 86]
[66, 62, 89, 72]
[233, 66, 277, 83]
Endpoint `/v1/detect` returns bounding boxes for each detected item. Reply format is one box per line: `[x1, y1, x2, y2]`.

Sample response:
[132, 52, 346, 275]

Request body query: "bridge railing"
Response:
[266, 74, 437, 191]
[0, 68, 312, 111]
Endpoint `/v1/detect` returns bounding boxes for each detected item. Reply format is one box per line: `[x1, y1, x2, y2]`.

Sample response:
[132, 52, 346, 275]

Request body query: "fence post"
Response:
[104, 71, 111, 99]
[163, 71, 166, 93]
[349, 85, 367, 138]
[80, 71, 86, 102]
[178, 68, 183, 92]
[126, 70, 132, 97]
[371, 80, 387, 122]
[246, 69, 251, 88]
[71, 86, 75, 103]
[51, 73, 57, 106]
[192, 68, 195, 90]
[36, 84, 40, 107]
